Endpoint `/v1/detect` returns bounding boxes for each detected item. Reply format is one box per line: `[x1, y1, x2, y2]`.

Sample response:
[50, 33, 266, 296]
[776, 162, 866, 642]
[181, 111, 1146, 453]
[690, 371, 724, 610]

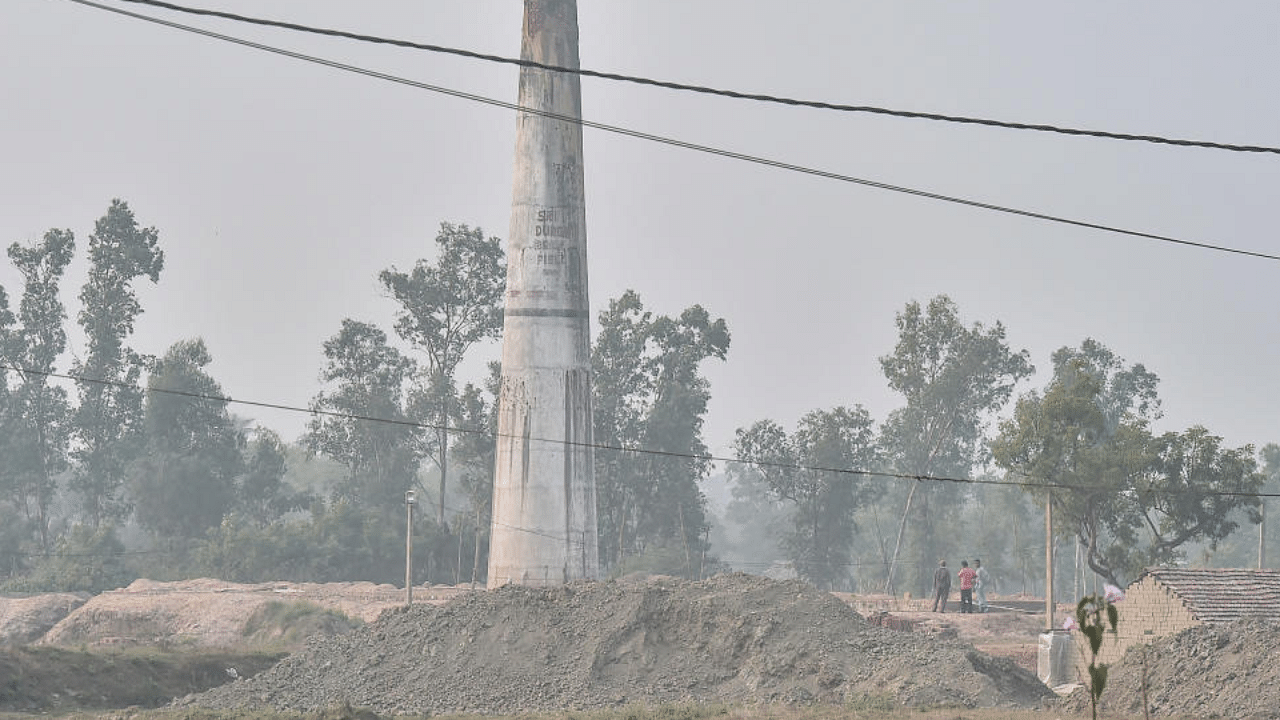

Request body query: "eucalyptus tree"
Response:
[379, 222, 505, 526]
[0, 286, 12, 403]
[449, 362, 501, 583]
[592, 290, 730, 574]
[237, 428, 308, 528]
[879, 295, 1033, 596]
[992, 341, 1262, 586]
[1260, 444, 1280, 567]
[1141, 427, 1263, 568]
[734, 406, 880, 588]
[4, 229, 76, 549]
[129, 339, 244, 539]
[0, 283, 19, 569]
[306, 319, 420, 514]
[70, 200, 164, 527]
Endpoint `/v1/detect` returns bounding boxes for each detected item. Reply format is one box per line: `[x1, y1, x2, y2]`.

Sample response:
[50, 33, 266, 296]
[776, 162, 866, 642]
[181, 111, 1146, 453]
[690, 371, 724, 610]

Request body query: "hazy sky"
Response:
[3, 1, 1278, 465]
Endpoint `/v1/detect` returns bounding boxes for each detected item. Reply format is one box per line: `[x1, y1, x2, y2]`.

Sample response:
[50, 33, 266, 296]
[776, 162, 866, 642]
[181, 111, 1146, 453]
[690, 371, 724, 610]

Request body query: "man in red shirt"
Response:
[957, 560, 977, 614]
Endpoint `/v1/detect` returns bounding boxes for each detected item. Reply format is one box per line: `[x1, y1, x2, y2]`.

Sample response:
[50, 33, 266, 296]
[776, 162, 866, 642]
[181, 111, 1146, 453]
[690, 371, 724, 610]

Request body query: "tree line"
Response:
[2, 200, 1276, 596]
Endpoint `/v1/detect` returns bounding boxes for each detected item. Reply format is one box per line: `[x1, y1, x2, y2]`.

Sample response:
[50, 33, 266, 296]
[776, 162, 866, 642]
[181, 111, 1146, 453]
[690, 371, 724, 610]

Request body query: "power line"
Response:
[5, 363, 1279, 500]
[55, 0, 1280, 263]
[101, 0, 1280, 156]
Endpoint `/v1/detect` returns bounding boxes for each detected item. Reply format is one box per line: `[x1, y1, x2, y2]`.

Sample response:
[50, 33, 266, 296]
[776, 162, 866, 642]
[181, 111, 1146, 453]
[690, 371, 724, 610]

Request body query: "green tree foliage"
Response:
[0, 282, 13, 375]
[306, 320, 420, 514]
[992, 356, 1147, 587]
[128, 339, 245, 539]
[992, 341, 1263, 586]
[1140, 427, 1263, 564]
[380, 222, 505, 527]
[194, 501, 447, 585]
[714, 464, 789, 572]
[952, 479, 1042, 596]
[1189, 441, 1280, 569]
[237, 429, 310, 527]
[733, 407, 881, 588]
[2, 229, 75, 550]
[1262, 444, 1280, 567]
[70, 200, 164, 526]
[592, 291, 730, 575]
[448, 362, 501, 584]
[879, 295, 1033, 596]
[0, 284, 20, 576]
[1, 524, 136, 593]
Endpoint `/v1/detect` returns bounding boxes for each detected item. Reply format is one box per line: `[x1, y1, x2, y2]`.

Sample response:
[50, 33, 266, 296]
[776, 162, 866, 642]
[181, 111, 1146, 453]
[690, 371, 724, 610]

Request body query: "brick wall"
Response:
[1068, 575, 1201, 681]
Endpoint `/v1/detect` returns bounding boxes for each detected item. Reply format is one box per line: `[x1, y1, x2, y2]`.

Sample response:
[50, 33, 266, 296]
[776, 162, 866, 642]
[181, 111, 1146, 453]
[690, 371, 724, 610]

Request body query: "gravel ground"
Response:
[183, 573, 1054, 715]
[1061, 617, 1280, 719]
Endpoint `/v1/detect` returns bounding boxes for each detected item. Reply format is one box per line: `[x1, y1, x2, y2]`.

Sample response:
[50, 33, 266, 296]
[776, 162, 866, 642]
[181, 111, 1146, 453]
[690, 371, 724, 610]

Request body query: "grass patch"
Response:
[0, 645, 285, 714]
[240, 601, 362, 650]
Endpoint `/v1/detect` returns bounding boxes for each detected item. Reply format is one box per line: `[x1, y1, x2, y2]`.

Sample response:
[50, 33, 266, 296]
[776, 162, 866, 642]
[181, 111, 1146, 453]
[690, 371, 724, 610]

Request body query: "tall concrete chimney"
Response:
[487, 0, 598, 587]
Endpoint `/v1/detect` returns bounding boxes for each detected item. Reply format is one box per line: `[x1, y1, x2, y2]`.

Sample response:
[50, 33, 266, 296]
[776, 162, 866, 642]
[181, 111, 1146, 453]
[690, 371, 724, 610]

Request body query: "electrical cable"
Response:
[5, 363, 1278, 500]
[98, 0, 1280, 156]
[55, 0, 1280, 262]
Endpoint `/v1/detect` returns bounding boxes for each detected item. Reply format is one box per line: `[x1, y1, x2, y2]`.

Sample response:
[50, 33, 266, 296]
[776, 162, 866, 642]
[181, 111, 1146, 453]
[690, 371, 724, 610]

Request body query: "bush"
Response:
[191, 502, 451, 585]
[0, 524, 138, 593]
[241, 600, 361, 650]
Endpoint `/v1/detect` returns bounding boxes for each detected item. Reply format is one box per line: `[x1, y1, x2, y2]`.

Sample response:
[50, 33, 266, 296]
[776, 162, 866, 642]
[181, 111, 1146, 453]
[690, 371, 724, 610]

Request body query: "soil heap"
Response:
[186, 573, 1052, 715]
[0, 592, 87, 645]
[37, 578, 459, 648]
[1063, 618, 1280, 719]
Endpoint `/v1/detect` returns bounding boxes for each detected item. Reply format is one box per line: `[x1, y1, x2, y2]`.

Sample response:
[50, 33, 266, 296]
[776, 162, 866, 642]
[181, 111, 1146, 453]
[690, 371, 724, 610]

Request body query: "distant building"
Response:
[1074, 568, 1280, 677]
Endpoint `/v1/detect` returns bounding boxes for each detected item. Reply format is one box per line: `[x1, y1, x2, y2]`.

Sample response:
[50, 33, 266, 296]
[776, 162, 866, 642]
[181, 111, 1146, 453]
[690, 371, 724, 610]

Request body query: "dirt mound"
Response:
[37, 578, 466, 648]
[1062, 618, 1280, 718]
[184, 573, 1053, 714]
[0, 592, 88, 645]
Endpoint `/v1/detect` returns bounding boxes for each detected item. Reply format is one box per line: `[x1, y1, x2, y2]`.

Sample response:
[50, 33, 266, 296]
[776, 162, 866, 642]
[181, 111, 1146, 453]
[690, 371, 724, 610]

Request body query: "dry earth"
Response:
[20, 578, 468, 648]
[181, 573, 1054, 715]
[0, 592, 88, 645]
[835, 591, 1057, 678]
[25, 576, 1280, 718]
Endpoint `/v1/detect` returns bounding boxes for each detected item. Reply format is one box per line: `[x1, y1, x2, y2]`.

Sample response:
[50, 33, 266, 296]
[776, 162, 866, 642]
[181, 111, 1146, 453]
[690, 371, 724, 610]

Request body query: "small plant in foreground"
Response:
[1065, 584, 1123, 720]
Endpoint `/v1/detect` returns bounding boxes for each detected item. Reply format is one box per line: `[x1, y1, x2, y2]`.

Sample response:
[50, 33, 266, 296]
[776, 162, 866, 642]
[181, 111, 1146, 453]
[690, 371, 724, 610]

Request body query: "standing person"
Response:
[931, 560, 951, 612]
[958, 560, 977, 613]
[974, 558, 992, 613]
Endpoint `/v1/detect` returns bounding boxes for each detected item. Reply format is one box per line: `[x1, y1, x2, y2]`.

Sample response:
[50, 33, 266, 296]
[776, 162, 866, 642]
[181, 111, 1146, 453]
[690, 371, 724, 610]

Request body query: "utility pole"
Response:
[1045, 494, 1054, 629]
[405, 489, 417, 606]
[1260, 500, 1267, 569]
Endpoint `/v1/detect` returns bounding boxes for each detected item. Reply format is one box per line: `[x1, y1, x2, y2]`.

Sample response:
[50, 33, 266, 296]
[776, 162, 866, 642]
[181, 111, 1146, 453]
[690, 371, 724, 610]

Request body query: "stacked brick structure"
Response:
[1070, 568, 1280, 679]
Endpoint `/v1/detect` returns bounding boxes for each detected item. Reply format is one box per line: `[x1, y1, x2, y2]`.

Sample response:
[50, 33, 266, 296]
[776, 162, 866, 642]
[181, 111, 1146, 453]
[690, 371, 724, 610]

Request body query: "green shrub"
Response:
[241, 600, 361, 649]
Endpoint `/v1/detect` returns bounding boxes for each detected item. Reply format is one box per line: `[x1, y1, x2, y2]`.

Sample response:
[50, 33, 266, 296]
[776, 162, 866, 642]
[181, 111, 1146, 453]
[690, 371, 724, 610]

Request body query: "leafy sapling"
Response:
[1066, 584, 1123, 720]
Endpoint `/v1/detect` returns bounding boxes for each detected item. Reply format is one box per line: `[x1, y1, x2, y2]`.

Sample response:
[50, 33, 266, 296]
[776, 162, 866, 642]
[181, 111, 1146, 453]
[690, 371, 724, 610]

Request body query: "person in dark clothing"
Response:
[931, 560, 951, 612]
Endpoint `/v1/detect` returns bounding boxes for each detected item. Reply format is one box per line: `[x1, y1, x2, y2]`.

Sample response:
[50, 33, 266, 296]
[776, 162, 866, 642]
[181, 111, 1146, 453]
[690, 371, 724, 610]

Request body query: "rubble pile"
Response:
[1064, 618, 1280, 719]
[187, 573, 1052, 715]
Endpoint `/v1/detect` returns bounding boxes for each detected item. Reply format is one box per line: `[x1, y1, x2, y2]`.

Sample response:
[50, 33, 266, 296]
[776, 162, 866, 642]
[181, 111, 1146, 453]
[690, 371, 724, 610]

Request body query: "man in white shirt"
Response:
[974, 558, 992, 613]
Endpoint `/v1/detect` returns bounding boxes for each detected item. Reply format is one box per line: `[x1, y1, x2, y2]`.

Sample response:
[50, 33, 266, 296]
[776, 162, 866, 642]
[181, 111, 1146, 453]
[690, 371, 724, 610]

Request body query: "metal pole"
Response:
[406, 490, 417, 606]
[1260, 500, 1266, 569]
[1045, 494, 1054, 629]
